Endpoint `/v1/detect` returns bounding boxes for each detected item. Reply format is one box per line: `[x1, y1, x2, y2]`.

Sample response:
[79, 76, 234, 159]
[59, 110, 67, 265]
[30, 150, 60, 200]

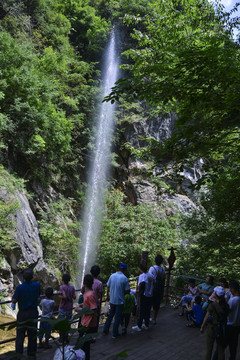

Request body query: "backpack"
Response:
[153, 266, 164, 295]
[212, 304, 227, 342]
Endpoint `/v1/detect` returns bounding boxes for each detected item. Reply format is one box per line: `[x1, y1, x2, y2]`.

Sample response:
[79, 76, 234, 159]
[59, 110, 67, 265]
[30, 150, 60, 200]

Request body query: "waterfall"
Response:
[78, 32, 118, 286]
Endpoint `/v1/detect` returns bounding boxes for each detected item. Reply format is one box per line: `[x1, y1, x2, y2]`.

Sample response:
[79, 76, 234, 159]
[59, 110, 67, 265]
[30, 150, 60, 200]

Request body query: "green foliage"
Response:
[105, 0, 240, 281]
[98, 189, 181, 279]
[0, 167, 22, 256]
[38, 196, 80, 275]
[176, 211, 240, 281]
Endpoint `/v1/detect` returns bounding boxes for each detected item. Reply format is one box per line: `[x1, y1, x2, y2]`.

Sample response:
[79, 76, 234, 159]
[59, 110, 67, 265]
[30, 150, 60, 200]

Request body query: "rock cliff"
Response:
[0, 187, 58, 297]
[115, 111, 202, 214]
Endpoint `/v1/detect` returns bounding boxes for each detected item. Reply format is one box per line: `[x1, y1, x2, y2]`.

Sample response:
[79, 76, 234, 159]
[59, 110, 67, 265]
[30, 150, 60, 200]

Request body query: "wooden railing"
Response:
[0, 247, 206, 348]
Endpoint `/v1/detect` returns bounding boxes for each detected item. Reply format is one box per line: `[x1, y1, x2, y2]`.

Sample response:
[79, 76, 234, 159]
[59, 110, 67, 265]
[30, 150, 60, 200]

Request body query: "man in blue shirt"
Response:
[103, 263, 130, 338]
[12, 268, 41, 359]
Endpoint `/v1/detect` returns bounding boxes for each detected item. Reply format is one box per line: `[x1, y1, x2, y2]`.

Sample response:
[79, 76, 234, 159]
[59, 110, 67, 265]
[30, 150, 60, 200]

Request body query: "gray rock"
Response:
[124, 112, 176, 148]
[0, 188, 58, 291]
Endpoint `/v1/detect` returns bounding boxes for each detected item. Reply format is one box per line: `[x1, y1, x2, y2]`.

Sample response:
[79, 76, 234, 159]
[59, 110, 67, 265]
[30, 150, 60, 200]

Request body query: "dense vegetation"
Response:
[0, 0, 239, 281]
[108, 0, 240, 279]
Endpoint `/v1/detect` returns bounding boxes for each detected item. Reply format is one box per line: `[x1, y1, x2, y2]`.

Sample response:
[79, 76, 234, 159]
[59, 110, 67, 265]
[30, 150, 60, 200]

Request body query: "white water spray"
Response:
[78, 32, 119, 286]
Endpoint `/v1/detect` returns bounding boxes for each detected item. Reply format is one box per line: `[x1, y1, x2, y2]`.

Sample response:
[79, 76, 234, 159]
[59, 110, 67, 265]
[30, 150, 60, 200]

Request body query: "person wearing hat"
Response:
[103, 263, 130, 338]
[12, 268, 41, 360]
[200, 286, 229, 360]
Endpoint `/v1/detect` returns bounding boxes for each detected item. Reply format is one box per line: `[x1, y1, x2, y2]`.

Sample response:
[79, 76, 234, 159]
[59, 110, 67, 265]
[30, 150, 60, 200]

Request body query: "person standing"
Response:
[226, 280, 240, 360]
[12, 268, 41, 360]
[149, 254, 165, 324]
[213, 280, 240, 360]
[75, 274, 97, 360]
[103, 263, 130, 338]
[38, 287, 55, 349]
[132, 263, 154, 331]
[58, 273, 76, 343]
[200, 286, 229, 360]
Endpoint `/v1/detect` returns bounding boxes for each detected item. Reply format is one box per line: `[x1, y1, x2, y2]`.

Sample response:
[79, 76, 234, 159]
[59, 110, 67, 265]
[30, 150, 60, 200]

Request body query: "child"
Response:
[132, 263, 154, 332]
[75, 274, 97, 360]
[130, 288, 137, 323]
[121, 290, 135, 335]
[185, 295, 204, 327]
[174, 278, 198, 316]
[38, 287, 55, 349]
[58, 273, 76, 343]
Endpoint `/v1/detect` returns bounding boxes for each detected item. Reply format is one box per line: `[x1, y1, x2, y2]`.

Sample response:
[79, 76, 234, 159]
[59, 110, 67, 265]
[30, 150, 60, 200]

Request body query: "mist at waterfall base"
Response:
[77, 32, 119, 287]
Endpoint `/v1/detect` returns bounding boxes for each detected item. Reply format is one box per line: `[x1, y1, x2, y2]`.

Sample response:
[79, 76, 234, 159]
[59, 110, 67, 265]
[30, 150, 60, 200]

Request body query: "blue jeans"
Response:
[38, 319, 51, 339]
[103, 303, 124, 337]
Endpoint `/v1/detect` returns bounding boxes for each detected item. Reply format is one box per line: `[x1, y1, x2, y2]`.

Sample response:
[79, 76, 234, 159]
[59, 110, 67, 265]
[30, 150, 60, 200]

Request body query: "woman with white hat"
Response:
[200, 286, 229, 360]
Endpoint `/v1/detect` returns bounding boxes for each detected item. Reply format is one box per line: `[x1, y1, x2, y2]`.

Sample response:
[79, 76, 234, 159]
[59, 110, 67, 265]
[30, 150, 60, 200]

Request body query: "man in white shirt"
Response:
[149, 254, 165, 324]
[132, 263, 154, 331]
[103, 263, 130, 338]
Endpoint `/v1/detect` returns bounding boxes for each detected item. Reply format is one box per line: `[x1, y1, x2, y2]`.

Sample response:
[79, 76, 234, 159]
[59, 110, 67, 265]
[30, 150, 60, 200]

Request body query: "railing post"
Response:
[165, 247, 176, 305]
[141, 250, 149, 266]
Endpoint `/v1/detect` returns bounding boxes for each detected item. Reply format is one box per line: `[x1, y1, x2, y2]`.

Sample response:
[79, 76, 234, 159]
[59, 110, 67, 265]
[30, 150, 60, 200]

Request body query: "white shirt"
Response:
[40, 299, 55, 318]
[138, 272, 154, 297]
[227, 296, 240, 326]
[149, 265, 165, 280]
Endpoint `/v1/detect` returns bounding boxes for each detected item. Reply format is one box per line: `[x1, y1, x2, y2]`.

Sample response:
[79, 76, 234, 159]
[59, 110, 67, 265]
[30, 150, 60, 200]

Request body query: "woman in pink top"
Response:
[81, 265, 103, 331]
[76, 274, 97, 360]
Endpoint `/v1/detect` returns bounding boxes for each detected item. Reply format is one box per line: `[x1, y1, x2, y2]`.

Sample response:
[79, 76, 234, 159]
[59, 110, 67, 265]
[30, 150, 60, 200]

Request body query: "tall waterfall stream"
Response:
[78, 32, 119, 285]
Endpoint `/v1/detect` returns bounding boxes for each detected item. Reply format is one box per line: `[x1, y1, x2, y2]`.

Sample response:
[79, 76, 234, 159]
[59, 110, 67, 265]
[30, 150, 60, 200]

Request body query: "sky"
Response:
[219, 0, 240, 38]
[220, 0, 240, 15]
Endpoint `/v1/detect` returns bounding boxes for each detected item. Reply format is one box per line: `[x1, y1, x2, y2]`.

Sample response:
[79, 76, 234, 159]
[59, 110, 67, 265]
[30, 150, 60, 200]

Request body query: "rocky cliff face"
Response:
[116, 111, 202, 214]
[0, 187, 58, 297]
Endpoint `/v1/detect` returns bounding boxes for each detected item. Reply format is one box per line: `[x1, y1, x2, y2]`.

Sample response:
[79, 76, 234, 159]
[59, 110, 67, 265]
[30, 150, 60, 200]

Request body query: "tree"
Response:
[105, 0, 240, 279]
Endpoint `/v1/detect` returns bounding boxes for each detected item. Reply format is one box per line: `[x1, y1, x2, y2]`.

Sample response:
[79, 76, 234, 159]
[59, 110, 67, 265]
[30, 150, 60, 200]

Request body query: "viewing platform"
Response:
[2, 305, 237, 360]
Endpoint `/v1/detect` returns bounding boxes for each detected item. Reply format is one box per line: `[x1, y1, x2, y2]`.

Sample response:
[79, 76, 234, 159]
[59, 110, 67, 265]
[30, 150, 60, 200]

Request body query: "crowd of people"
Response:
[174, 276, 240, 360]
[9, 256, 240, 360]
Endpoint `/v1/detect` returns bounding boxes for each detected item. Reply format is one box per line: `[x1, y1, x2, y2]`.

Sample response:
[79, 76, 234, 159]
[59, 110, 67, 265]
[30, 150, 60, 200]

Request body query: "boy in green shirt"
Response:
[121, 290, 135, 335]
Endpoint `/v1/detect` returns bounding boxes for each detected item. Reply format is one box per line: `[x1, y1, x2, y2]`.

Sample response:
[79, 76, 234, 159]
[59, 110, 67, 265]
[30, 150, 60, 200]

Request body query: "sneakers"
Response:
[142, 324, 149, 330]
[132, 325, 141, 332]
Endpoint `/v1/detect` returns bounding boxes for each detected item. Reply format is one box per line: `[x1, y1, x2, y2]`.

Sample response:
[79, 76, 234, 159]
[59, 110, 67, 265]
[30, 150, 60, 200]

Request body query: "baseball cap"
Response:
[119, 263, 127, 270]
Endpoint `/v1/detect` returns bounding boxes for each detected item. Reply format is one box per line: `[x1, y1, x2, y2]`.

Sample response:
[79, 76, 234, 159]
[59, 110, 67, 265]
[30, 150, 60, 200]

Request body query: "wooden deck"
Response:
[1, 306, 239, 360]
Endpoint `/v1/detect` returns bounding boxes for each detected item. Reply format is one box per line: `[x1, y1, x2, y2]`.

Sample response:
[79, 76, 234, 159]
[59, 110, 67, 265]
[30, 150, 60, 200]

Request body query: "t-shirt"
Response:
[138, 272, 154, 298]
[198, 282, 214, 300]
[227, 296, 240, 326]
[123, 294, 135, 314]
[81, 290, 97, 328]
[40, 299, 55, 318]
[192, 304, 204, 325]
[149, 265, 165, 281]
[12, 281, 40, 310]
[107, 271, 130, 305]
[207, 302, 227, 328]
[59, 284, 76, 310]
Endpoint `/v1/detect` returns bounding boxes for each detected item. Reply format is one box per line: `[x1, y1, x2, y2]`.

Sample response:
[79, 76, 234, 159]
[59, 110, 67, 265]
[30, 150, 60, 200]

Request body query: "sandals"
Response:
[186, 323, 196, 328]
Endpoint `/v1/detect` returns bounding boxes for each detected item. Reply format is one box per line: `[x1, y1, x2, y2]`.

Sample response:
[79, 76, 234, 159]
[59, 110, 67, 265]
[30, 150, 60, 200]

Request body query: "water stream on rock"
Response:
[78, 32, 118, 286]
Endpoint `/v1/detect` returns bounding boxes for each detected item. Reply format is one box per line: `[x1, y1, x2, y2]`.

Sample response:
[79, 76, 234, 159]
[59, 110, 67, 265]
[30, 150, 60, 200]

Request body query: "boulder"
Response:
[0, 188, 58, 292]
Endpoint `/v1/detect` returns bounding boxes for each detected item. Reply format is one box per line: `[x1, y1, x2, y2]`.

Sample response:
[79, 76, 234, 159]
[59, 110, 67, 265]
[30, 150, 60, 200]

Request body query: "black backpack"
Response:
[212, 303, 227, 342]
[153, 266, 164, 295]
